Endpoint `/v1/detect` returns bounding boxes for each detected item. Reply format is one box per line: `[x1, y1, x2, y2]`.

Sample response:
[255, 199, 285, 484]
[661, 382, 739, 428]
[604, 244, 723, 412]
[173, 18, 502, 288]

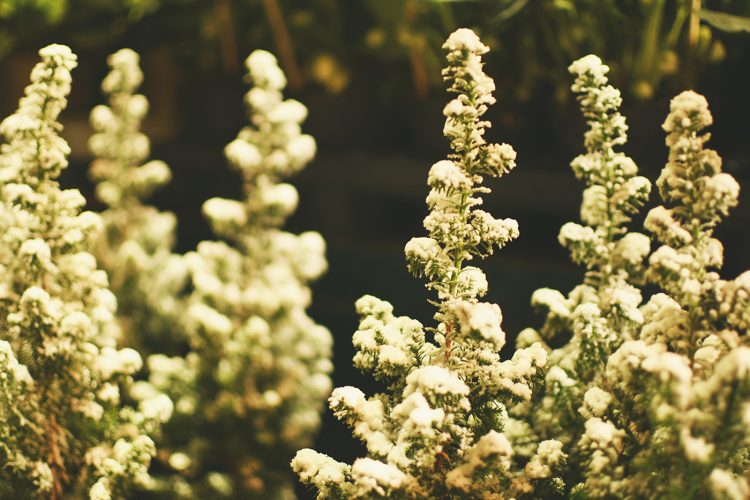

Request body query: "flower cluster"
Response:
[614, 90, 749, 498]
[293, 29, 547, 498]
[645, 90, 741, 334]
[2, 32, 748, 500]
[510, 55, 653, 496]
[0, 45, 170, 500]
[146, 50, 332, 498]
[518, 55, 750, 499]
[88, 48, 187, 355]
[560, 54, 651, 283]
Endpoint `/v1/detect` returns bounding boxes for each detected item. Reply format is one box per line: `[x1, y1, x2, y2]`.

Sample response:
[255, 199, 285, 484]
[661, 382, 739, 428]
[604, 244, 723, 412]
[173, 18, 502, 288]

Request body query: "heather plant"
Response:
[603, 90, 750, 499]
[644, 90, 745, 348]
[512, 54, 653, 496]
[144, 49, 332, 499]
[88, 48, 187, 355]
[519, 54, 750, 498]
[292, 28, 548, 498]
[0, 44, 171, 500]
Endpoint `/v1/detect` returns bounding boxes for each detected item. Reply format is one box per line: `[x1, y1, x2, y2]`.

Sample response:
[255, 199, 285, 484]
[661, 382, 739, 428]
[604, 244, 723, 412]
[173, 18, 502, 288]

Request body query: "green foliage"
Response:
[2, 0, 747, 103]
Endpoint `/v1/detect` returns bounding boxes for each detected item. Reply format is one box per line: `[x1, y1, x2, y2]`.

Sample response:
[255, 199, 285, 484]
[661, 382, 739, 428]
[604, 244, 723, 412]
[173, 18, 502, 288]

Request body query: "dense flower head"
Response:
[608, 90, 750, 498]
[101, 48, 143, 95]
[245, 49, 287, 90]
[442, 28, 489, 54]
[0, 44, 77, 186]
[663, 90, 713, 134]
[408, 34, 519, 309]
[521, 52, 652, 394]
[209, 49, 317, 235]
[561, 54, 652, 285]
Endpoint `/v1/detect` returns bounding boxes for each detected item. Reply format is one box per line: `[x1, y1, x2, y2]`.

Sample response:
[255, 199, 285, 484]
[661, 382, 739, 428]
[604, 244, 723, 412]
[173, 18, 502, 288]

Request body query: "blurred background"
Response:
[1, 0, 750, 495]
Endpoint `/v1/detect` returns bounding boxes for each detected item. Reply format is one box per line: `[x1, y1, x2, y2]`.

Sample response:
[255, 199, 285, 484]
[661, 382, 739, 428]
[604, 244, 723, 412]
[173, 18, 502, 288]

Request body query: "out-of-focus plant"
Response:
[144, 49, 332, 499]
[0, 0, 158, 20]
[2, 0, 747, 103]
[0, 43, 172, 500]
[0, 0, 66, 21]
[88, 48, 187, 356]
[0, 0, 162, 57]
[361, 0, 454, 98]
[404, 0, 750, 100]
[0, 0, 66, 55]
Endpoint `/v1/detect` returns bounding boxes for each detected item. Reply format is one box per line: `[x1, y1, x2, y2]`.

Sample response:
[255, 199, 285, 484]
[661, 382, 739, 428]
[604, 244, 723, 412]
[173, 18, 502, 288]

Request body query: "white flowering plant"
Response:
[292, 33, 750, 500]
[1, 26, 748, 500]
[88, 48, 187, 355]
[144, 50, 332, 499]
[611, 89, 750, 499]
[292, 28, 549, 499]
[511, 54, 653, 497]
[0, 45, 171, 500]
[517, 54, 750, 499]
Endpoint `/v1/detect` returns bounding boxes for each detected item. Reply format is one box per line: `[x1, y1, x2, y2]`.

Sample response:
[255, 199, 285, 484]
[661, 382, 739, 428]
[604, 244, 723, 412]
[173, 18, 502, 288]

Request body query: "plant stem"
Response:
[214, 0, 239, 74]
[262, 0, 303, 91]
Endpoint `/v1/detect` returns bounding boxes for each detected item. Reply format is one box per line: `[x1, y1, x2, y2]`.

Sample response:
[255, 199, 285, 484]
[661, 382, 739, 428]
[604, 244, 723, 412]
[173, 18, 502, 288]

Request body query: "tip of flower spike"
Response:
[568, 54, 607, 77]
[443, 28, 489, 54]
[246, 49, 277, 70]
[103, 48, 144, 93]
[108, 48, 140, 68]
[663, 90, 713, 132]
[670, 90, 709, 114]
[245, 50, 287, 90]
[38, 44, 77, 69]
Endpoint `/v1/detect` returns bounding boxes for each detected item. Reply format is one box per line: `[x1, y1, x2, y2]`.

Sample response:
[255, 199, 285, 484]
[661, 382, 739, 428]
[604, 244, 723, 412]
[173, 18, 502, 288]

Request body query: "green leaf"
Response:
[698, 8, 750, 33]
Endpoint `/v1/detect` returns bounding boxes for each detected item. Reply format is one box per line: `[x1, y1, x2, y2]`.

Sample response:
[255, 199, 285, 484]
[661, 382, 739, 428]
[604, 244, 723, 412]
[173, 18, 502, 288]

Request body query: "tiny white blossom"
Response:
[351, 458, 408, 496]
[224, 139, 262, 171]
[442, 28, 489, 53]
[245, 50, 287, 90]
[140, 394, 174, 423]
[89, 477, 111, 500]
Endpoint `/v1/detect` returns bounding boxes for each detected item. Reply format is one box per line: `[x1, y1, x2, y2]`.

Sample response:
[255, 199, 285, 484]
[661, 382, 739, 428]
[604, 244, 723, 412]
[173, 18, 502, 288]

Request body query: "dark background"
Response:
[1, 1, 749, 496]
